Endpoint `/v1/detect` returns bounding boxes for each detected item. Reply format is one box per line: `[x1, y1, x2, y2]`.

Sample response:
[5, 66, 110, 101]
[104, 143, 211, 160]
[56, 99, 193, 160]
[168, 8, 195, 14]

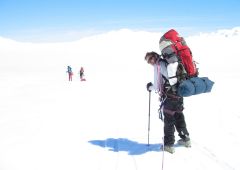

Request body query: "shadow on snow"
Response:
[88, 138, 161, 155]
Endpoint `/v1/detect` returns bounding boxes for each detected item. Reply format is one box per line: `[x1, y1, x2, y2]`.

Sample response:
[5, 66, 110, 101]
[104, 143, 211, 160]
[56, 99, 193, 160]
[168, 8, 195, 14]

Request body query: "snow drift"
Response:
[0, 27, 240, 170]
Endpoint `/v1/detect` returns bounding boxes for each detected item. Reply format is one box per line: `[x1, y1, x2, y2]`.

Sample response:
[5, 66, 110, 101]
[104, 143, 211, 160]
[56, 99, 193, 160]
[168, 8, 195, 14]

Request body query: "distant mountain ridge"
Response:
[0, 27, 240, 44]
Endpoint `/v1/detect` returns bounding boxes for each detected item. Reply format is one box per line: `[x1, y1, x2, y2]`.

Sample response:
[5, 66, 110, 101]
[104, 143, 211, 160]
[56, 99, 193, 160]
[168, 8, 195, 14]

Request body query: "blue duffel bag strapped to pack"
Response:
[177, 77, 214, 97]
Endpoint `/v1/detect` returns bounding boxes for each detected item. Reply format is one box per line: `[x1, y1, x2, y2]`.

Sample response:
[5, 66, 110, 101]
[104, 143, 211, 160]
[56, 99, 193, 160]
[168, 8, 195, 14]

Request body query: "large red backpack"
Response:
[159, 29, 198, 78]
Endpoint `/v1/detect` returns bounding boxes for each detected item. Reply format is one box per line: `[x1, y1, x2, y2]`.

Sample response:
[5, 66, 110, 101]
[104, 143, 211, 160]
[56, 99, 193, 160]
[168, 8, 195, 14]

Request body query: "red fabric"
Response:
[163, 29, 182, 42]
[178, 49, 197, 76]
[161, 29, 197, 77]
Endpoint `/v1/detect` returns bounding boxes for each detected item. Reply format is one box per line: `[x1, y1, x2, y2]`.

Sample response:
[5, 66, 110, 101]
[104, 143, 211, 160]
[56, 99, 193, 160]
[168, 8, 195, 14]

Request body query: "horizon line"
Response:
[1, 26, 240, 44]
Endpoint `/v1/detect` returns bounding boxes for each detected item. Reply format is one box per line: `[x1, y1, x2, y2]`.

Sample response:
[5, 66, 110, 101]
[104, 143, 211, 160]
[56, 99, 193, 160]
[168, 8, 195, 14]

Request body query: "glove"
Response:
[146, 82, 153, 92]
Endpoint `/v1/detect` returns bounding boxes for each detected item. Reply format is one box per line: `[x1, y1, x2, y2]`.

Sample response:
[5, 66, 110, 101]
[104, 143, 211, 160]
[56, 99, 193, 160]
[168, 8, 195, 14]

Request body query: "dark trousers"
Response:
[162, 95, 189, 145]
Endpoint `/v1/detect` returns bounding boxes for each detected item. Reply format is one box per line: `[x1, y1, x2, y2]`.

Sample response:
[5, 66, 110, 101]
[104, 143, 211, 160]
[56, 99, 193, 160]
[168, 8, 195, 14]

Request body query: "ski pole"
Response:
[161, 119, 165, 170]
[147, 90, 151, 146]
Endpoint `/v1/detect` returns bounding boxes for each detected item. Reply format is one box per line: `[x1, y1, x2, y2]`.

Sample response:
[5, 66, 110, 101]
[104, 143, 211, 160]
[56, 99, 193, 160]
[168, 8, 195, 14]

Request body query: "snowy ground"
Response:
[0, 28, 240, 170]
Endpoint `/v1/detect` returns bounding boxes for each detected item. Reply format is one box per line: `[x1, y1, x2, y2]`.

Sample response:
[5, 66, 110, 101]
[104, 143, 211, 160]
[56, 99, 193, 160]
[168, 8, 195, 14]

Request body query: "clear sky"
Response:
[0, 0, 239, 42]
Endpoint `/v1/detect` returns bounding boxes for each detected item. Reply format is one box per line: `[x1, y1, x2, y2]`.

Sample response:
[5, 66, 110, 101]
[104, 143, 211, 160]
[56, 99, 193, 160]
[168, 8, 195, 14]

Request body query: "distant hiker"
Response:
[79, 67, 86, 81]
[145, 51, 191, 154]
[67, 66, 73, 81]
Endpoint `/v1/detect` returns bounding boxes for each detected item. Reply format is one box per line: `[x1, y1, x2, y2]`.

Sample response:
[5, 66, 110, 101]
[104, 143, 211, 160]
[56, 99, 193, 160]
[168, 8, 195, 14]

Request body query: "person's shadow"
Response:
[88, 138, 161, 155]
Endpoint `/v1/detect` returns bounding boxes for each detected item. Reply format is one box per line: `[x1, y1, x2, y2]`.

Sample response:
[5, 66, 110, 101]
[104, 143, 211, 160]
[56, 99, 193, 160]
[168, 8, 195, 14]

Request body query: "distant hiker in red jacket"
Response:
[67, 66, 73, 81]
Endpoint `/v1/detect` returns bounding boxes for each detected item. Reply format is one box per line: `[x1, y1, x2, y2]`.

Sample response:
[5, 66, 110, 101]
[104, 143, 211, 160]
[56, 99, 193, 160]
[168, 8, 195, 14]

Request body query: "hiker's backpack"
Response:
[159, 29, 198, 78]
[159, 29, 214, 97]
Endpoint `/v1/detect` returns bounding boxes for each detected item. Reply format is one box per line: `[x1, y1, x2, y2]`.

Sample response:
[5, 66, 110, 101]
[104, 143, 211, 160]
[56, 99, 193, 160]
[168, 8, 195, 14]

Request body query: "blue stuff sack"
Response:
[177, 79, 195, 97]
[190, 77, 206, 94]
[177, 77, 214, 97]
[201, 77, 214, 92]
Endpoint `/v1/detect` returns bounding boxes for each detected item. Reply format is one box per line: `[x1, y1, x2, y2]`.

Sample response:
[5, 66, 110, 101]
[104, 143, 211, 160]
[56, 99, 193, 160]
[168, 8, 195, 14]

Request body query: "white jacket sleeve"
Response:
[167, 62, 178, 86]
[152, 65, 158, 91]
[150, 61, 179, 92]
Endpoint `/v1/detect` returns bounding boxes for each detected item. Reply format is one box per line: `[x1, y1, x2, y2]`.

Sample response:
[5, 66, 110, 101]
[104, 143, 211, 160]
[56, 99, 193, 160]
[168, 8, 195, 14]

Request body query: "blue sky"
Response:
[0, 0, 239, 42]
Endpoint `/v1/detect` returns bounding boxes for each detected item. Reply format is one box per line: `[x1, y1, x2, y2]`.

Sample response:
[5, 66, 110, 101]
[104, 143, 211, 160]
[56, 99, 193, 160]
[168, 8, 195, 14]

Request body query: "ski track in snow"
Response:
[192, 141, 235, 170]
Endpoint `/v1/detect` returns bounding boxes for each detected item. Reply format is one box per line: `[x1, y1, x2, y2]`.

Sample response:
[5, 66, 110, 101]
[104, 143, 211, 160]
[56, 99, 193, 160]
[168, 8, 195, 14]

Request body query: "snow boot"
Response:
[163, 145, 175, 154]
[177, 138, 191, 147]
